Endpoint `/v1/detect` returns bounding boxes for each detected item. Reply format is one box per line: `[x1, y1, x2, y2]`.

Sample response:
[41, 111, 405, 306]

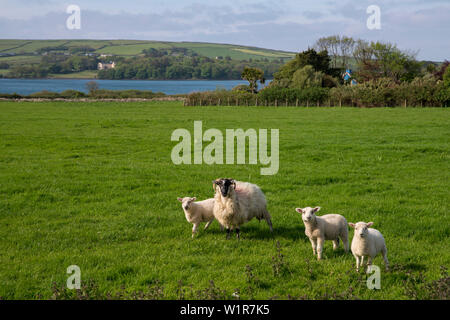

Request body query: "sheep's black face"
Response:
[214, 178, 235, 197]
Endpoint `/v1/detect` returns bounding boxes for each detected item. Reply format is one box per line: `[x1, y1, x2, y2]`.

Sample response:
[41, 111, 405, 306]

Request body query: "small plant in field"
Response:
[272, 241, 290, 277]
[304, 258, 315, 280]
[245, 265, 260, 299]
[176, 280, 186, 300]
[195, 280, 228, 300]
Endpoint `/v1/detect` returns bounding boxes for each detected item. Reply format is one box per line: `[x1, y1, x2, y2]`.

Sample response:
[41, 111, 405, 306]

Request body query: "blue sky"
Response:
[0, 0, 449, 61]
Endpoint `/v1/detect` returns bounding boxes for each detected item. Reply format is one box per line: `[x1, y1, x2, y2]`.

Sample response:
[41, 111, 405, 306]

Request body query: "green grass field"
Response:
[0, 101, 448, 300]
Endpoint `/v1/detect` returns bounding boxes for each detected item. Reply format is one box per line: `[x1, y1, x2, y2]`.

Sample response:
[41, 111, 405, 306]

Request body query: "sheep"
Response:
[177, 197, 222, 238]
[349, 221, 389, 272]
[295, 207, 349, 260]
[212, 178, 273, 239]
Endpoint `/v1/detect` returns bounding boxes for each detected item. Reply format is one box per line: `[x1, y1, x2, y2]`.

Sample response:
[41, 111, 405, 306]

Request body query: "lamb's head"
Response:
[213, 178, 236, 198]
[177, 197, 196, 211]
[295, 207, 320, 223]
[349, 221, 373, 238]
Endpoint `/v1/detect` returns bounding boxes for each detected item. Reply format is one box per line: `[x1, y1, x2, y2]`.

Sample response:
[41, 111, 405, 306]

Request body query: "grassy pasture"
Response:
[0, 101, 448, 299]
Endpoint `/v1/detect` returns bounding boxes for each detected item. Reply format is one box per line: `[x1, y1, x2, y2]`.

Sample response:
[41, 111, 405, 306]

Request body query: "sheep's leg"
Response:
[204, 220, 213, 230]
[366, 256, 372, 272]
[310, 238, 317, 256]
[226, 228, 231, 240]
[316, 237, 324, 260]
[341, 233, 349, 253]
[264, 213, 273, 232]
[332, 238, 339, 250]
[236, 228, 240, 240]
[354, 255, 360, 272]
[219, 224, 224, 232]
[382, 247, 389, 271]
[360, 256, 365, 268]
[192, 223, 199, 238]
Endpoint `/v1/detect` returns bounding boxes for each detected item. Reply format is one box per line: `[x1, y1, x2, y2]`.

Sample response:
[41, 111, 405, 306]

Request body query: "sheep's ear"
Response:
[367, 222, 374, 227]
[313, 207, 321, 213]
[231, 179, 236, 189]
[191, 197, 197, 201]
[348, 223, 355, 228]
[295, 208, 304, 214]
[177, 198, 183, 202]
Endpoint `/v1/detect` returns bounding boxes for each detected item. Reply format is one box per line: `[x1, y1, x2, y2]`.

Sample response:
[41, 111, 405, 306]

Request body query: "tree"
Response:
[291, 65, 323, 89]
[241, 67, 264, 93]
[86, 81, 99, 94]
[443, 64, 450, 88]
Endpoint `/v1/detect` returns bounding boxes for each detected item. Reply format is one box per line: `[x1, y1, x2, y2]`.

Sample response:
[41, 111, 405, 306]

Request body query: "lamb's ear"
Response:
[367, 222, 374, 227]
[191, 197, 197, 201]
[295, 208, 304, 214]
[231, 179, 236, 189]
[313, 207, 321, 213]
[177, 197, 183, 202]
[348, 223, 355, 228]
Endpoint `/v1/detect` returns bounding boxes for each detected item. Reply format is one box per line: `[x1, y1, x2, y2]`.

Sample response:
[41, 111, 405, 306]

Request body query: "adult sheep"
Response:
[212, 178, 273, 239]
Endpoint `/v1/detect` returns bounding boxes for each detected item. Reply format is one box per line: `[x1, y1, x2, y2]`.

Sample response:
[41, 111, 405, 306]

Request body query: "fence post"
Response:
[200, 99, 202, 106]
[285, 98, 288, 107]
[339, 99, 342, 108]
[227, 97, 230, 106]
[255, 98, 258, 106]
[275, 99, 278, 107]
[306, 100, 309, 108]
[404, 99, 406, 108]
[218, 98, 221, 106]
[296, 99, 298, 107]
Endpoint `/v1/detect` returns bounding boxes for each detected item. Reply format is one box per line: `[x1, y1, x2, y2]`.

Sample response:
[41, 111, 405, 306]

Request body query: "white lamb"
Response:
[295, 207, 349, 260]
[177, 197, 222, 238]
[212, 178, 273, 239]
[349, 221, 389, 272]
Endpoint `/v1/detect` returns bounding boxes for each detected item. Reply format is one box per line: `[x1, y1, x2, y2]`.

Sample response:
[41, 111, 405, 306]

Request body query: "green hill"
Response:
[0, 39, 295, 79]
[0, 39, 294, 60]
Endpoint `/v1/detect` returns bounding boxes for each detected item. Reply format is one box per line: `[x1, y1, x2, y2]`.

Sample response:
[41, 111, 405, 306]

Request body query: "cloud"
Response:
[0, 1, 448, 61]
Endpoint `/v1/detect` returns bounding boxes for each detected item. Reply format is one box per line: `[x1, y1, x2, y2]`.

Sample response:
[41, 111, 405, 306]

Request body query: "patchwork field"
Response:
[0, 101, 448, 299]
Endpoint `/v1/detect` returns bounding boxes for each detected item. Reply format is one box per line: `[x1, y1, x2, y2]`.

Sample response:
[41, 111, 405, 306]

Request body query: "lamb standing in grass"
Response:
[212, 178, 273, 239]
[349, 221, 389, 272]
[177, 197, 222, 238]
[295, 207, 349, 260]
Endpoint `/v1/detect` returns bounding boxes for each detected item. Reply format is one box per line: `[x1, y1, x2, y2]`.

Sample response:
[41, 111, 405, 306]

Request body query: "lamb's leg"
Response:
[354, 255, 360, 272]
[192, 223, 199, 238]
[204, 219, 213, 230]
[236, 228, 240, 240]
[366, 256, 372, 272]
[310, 238, 317, 256]
[360, 255, 365, 268]
[316, 237, 324, 260]
[226, 228, 231, 240]
[332, 238, 339, 250]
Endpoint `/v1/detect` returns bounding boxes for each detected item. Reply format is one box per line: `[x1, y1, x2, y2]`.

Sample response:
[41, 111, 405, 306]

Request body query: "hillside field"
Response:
[0, 101, 448, 299]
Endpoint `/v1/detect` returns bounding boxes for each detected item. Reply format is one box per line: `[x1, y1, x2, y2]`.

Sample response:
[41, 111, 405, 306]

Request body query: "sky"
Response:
[0, 0, 449, 61]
